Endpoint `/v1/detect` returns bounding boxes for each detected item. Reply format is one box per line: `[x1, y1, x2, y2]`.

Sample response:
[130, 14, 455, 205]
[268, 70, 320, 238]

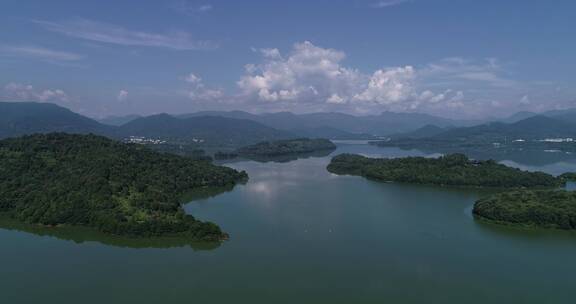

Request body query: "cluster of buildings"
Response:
[539, 138, 575, 143]
[511, 138, 575, 143]
[124, 136, 167, 145]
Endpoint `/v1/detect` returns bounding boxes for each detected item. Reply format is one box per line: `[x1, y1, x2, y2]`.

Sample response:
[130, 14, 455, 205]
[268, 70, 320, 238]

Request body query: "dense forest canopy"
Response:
[327, 153, 563, 188]
[0, 133, 247, 240]
[474, 190, 576, 230]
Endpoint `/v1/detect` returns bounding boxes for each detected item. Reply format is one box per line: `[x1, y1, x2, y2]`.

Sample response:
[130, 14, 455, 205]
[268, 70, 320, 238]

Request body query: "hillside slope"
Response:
[0, 133, 247, 240]
[0, 102, 111, 139]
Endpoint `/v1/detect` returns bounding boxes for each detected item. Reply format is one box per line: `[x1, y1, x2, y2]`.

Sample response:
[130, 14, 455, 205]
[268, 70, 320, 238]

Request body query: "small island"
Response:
[473, 190, 576, 230]
[327, 153, 563, 188]
[0, 133, 248, 241]
[236, 138, 336, 157]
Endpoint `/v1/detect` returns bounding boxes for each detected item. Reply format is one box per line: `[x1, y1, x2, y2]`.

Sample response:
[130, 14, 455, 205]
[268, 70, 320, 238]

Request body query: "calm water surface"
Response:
[2, 142, 576, 303]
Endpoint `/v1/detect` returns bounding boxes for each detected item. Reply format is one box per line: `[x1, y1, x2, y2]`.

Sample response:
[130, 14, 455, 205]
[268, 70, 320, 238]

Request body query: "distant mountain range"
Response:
[79, 107, 481, 139]
[500, 108, 576, 124]
[381, 114, 576, 153]
[4, 101, 576, 150]
[388, 124, 449, 140]
[6, 103, 471, 145]
[177, 110, 476, 136]
[0, 102, 289, 146]
[97, 114, 142, 126]
[107, 108, 576, 133]
[433, 116, 576, 142]
[0, 102, 112, 139]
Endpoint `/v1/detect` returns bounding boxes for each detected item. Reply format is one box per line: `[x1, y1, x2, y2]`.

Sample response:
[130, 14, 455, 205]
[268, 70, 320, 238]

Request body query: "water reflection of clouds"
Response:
[239, 159, 333, 180]
[246, 181, 275, 199]
[245, 180, 299, 201]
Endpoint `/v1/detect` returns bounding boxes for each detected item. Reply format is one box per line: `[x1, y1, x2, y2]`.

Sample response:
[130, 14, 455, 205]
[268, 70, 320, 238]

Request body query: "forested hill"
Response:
[0, 102, 111, 139]
[473, 190, 576, 230]
[327, 153, 563, 188]
[0, 133, 247, 240]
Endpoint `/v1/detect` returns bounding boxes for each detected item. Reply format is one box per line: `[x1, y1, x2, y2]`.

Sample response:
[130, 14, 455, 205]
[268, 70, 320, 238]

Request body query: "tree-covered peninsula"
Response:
[473, 190, 576, 230]
[0, 133, 248, 241]
[327, 153, 563, 188]
[236, 138, 336, 157]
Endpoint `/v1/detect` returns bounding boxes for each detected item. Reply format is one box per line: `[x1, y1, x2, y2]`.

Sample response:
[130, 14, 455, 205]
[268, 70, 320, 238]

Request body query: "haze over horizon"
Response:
[1, 0, 575, 119]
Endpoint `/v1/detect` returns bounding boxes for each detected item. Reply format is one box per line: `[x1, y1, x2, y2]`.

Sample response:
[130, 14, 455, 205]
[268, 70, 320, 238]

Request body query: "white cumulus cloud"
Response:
[184, 73, 202, 85]
[2, 82, 69, 103]
[353, 66, 416, 104]
[238, 41, 363, 105]
[237, 41, 459, 113]
[183, 73, 224, 100]
[117, 89, 129, 102]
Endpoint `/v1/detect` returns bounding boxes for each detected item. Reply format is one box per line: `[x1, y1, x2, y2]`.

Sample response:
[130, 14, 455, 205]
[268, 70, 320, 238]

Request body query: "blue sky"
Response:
[1, 0, 575, 119]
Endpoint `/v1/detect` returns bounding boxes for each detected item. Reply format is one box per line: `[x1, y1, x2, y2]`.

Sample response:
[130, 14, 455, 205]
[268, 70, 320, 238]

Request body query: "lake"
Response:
[2, 142, 576, 303]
